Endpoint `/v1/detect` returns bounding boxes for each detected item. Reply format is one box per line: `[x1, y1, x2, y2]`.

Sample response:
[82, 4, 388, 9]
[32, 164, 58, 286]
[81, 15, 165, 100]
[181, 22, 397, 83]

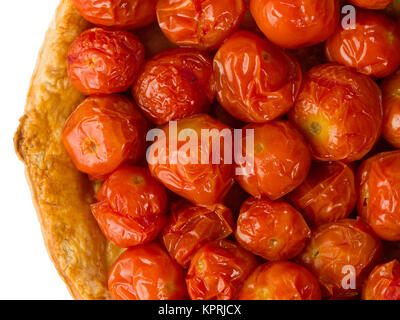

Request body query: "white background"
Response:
[0, 0, 72, 299]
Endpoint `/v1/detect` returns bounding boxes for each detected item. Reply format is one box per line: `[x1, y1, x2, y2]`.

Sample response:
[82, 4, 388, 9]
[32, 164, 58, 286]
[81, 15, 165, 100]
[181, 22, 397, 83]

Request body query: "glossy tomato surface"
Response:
[133, 49, 215, 125]
[162, 202, 234, 268]
[298, 219, 382, 299]
[287, 161, 357, 226]
[358, 151, 400, 242]
[362, 259, 400, 300]
[349, 0, 392, 9]
[213, 31, 302, 123]
[68, 27, 145, 95]
[239, 261, 322, 300]
[62, 95, 148, 179]
[157, 0, 246, 50]
[250, 0, 339, 49]
[235, 121, 311, 200]
[382, 70, 400, 148]
[290, 64, 383, 163]
[186, 240, 259, 300]
[326, 11, 400, 78]
[108, 243, 187, 300]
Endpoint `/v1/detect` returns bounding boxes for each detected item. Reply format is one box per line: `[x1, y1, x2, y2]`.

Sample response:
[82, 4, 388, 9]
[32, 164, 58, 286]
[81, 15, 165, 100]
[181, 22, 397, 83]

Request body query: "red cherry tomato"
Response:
[71, 0, 157, 29]
[108, 243, 188, 300]
[235, 121, 311, 200]
[358, 151, 400, 242]
[287, 161, 357, 226]
[213, 31, 302, 123]
[298, 219, 382, 299]
[289, 64, 383, 163]
[186, 239, 259, 300]
[133, 49, 215, 125]
[348, 0, 392, 9]
[68, 28, 145, 95]
[239, 261, 322, 300]
[363, 259, 400, 300]
[326, 11, 400, 78]
[62, 95, 148, 180]
[235, 197, 311, 261]
[91, 166, 168, 247]
[250, 0, 340, 49]
[382, 70, 400, 148]
[156, 0, 246, 50]
[162, 202, 234, 268]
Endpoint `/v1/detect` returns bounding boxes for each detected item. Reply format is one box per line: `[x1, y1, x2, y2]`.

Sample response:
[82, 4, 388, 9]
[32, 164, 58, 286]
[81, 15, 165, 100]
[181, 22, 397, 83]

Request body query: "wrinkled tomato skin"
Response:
[287, 161, 357, 226]
[235, 197, 311, 261]
[382, 70, 400, 148]
[235, 121, 311, 200]
[62, 95, 148, 180]
[71, 0, 158, 29]
[239, 261, 322, 300]
[289, 64, 383, 163]
[186, 240, 259, 300]
[68, 28, 145, 95]
[362, 259, 400, 300]
[357, 151, 400, 242]
[326, 11, 400, 79]
[348, 0, 392, 10]
[108, 243, 188, 300]
[162, 202, 234, 268]
[250, 0, 340, 49]
[213, 31, 302, 123]
[157, 0, 246, 51]
[148, 114, 234, 206]
[133, 49, 215, 125]
[298, 219, 382, 299]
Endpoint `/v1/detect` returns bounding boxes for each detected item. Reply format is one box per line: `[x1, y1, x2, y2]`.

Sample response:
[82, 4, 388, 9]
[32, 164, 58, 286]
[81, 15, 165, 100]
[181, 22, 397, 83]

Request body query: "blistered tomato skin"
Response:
[287, 162, 357, 226]
[235, 197, 311, 261]
[133, 49, 215, 125]
[357, 151, 400, 242]
[348, 0, 392, 10]
[382, 70, 400, 148]
[363, 260, 400, 300]
[162, 202, 234, 268]
[108, 243, 188, 300]
[71, 0, 158, 29]
[250, 0, 340, 49]
[289, 64, 383, 163]
[235, 121, 311, 200]
[213, 31, 302, 123]
[68, 28, 145, 95]
[326, 11, 400, 79]
[239, 261, 322, 300]
[148, 114, 234, 206]
[298, 219, 382, 299]
[186, 240, 259, 300]
[62, 95, 148, 180]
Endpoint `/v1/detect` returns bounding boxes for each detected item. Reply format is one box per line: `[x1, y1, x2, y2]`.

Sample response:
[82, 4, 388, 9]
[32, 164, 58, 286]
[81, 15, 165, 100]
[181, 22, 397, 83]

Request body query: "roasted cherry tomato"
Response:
[162, 202, 234, 268]
[250, 0, 339, 49]
[148, 114, 234, 205]
[68, 28, 145, 95]
[239, 261, 322, 300]
[133, 49, 215, 125]
[213, 31, 302, 123]
[156, 0, 246, 50]
[326, 11, 400, 78]
[287, 161, 357, 226]
[186, 240, 259, 300]
[382, 70, 400, 148]
[62, 95, 148, 179]
[91, 166, 168, 247]
[358, 151, 400, 242]
[289, 64, 383, 163]
[235, 197, 311, 261]
[108, 243, 187, 300]
[298, 219, 382, 299]
[72, 0, 157, 29]
[235, 121, 311, 200]
[362, 259, 400, 300]
[348, 0, 392, 9]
